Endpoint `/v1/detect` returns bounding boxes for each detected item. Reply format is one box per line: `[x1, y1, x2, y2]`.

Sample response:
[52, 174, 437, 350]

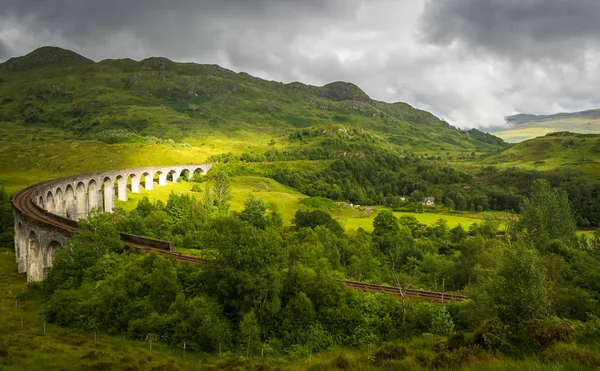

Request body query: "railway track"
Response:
[342, 280, 468, 303]
[13, 181, 468, 303]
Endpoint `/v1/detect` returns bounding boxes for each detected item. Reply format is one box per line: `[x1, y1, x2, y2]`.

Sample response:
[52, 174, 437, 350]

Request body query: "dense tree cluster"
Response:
[36, 175, 600, 361]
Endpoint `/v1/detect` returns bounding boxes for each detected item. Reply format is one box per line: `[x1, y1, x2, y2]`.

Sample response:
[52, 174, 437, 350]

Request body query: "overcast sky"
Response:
[1, 0, 600, 129]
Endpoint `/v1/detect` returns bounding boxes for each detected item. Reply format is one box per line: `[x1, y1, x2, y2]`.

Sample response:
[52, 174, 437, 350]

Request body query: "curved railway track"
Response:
[13, 180, 468, 303]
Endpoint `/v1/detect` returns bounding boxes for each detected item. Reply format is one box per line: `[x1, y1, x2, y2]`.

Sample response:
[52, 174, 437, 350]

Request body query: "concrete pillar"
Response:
[27, 231, 42, 282]
[88, 180, 100, 213]
[103, 179, 114, 213]
[54, 189, 64, 216]
[131, 175, 140, 194]
[15, 221, 27, 273]
[171, 171, 179, 183]
[75, 183, 87, 220]
[65, 186, 75, 219]
[158, 173, 167, 186]
[145, 173, 154, 190]
[117, 176, 128, 201]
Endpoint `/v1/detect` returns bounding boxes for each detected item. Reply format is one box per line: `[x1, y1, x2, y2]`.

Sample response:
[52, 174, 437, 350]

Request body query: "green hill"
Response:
[491, 110, 600, 142]
[483, 131, 600, 174]
[0, 47, 502, 152]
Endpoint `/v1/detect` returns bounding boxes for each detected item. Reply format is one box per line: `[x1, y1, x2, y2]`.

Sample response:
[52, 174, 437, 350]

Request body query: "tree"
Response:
[240, 310, 260, 356]
[489, 237, 551, 333]
[213, 171, 231, 215]
[518, 179, 577, 251]
[431, 307, 455, 335]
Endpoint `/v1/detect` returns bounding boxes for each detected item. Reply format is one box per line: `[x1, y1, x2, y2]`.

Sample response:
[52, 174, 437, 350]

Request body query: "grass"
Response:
[339, 208, 506, 232]
[493, 115, 600, 143]
[115, 175, 306, 225]
[481, 132, 600, 177]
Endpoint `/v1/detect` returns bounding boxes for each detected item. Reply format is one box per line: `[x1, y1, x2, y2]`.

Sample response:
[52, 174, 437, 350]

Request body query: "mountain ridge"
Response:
[0, 46, 505, 154]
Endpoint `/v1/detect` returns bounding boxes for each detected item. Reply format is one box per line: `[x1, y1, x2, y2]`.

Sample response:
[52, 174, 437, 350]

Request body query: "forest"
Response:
[4, 171, 600, 369]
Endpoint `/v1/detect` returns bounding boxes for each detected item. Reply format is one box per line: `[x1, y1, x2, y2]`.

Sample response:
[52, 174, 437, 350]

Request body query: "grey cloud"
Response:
[0, 40, 10, 60]
[420, 0, 600, 61]
[1, 0, 600, 130]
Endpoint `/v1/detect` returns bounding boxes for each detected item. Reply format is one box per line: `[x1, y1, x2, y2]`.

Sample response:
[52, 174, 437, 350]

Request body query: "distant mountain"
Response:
[0, 46, 504, 155]
[490, 110, 600, 142]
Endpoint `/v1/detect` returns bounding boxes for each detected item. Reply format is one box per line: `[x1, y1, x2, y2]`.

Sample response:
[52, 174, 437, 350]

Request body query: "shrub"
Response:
[333, 354, 350, 370]
[542, 342, 600, 368]
[530, 319, 573, 350]
[447, 331, 469, 351]
[473, 318, 513, 353]
[373, 342, 408, 364]
[431, 307, 455, 335]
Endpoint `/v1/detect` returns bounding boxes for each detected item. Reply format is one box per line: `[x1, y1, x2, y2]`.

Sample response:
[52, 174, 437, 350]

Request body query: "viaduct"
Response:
[12, 164, 212, 281]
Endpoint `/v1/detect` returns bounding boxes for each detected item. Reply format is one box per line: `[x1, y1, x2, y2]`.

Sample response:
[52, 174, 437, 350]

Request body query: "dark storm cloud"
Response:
[0, 0, 356, 58]
[421, 0, 600, 60]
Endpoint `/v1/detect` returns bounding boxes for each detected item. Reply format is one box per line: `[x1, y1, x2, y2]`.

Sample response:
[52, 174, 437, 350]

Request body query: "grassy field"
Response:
[481, 132, 600, 176]
[339, 208, 506, 232]
[115, 175, 306, 225]
[493, 110, 600, 142]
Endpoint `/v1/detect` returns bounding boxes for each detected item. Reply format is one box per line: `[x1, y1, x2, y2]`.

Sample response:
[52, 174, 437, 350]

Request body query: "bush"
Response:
[473, 318, 513, 353]
[431, 307, 455, 335]
[447, 331, 469, 351]
[530, 319, 573, 350]
[333, 354, 351, 370]
[542, 342, 600, 367]
[373, 342, 408, 364]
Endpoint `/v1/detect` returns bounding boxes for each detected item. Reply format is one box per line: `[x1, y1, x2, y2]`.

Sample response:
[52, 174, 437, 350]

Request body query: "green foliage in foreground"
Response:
[17, 176, 596, 368]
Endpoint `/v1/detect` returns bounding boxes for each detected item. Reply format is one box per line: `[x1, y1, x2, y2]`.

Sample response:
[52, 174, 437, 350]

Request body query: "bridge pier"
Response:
[131, 175, 140, 194]
[158, 172, 167, 186]
[103, 178, 114, 213]
[117, 176, 127, 201]
[144, 173, 154, 190]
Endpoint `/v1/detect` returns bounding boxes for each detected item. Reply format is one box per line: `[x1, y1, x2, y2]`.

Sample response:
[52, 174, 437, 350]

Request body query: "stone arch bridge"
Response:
[12, 164, 212, 281]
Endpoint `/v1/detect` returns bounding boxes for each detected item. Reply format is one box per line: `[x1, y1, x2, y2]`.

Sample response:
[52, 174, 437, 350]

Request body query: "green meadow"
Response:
[115, 175, 306, 225]
[339, 209, 506, 232]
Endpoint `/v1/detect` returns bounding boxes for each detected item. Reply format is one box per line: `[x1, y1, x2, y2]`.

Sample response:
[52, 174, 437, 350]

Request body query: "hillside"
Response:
[483, 131, 600, 174]
[0, 47, 501, 153]
[491, 110, 600, 142]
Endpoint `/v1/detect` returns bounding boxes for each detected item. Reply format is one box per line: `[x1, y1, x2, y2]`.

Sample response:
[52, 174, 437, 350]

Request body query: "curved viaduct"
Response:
[12, 164, 212, 281]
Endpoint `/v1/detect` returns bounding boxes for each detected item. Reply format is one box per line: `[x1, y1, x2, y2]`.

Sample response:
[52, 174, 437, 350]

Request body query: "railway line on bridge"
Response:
[12, 166, 468, 304]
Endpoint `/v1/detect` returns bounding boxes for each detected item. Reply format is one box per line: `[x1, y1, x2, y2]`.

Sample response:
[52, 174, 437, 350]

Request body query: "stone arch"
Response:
[54, 187, 64, 216]
[27, 231, 42, 281]
[88, 179, 100, 213]
[75, 182, 87, 219]
[46, 191, 55, 212]
[142, 171, 154, 190]
[191, 167, 204, 182]
[38, 195, 44, 208]
[156, 170, 167, 186]
[102, 176, 114, 213]
[179, 168, 191, 181]
[129, 173, 140, 193]
[65, 184, 75, 219]
[167, 169, 178, 183]
[45, 241, 62, 269]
